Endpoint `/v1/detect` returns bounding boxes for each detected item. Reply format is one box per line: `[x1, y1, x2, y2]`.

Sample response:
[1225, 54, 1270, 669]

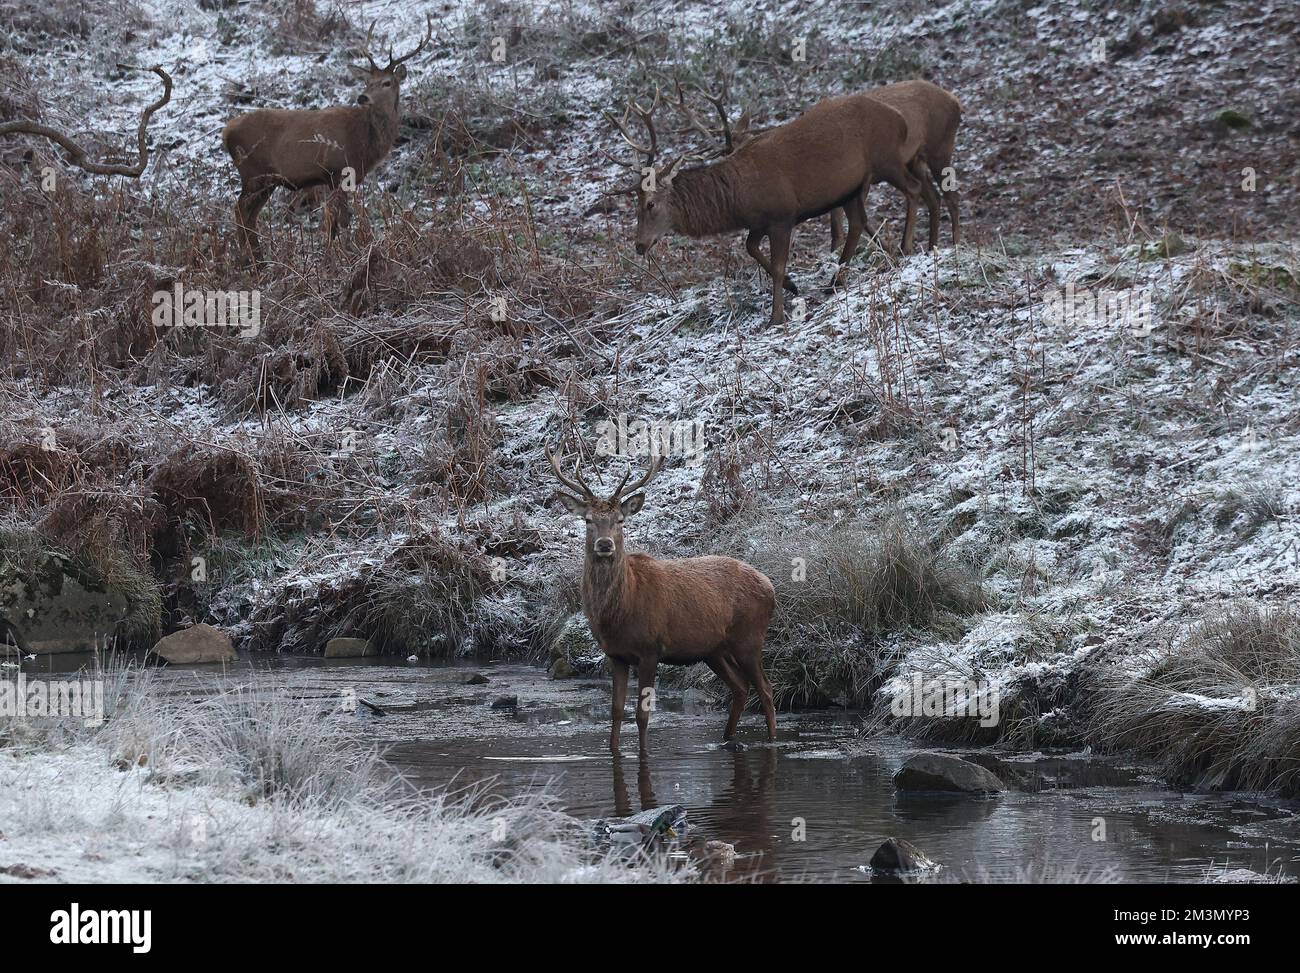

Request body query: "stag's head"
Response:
[547, 446, 662, 559]
[348, 16, 433, 113]
[607, 81, 750, 255]
[604, 87, 690, 255]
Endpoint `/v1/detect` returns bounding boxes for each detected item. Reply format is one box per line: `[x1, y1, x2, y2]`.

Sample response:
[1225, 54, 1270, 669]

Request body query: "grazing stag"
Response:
[547, 445, 777, 755]
[669, 80, 848, 256]
[609, 87, 922, 326]
[221, 16, 433, 261]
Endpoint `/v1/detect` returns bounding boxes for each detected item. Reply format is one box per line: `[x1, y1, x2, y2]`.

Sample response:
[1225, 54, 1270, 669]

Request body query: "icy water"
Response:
[25, 653, 1300, 882]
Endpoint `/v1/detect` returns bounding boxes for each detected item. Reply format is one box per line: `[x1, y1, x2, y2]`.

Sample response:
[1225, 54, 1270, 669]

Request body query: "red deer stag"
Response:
[609, 87, 922, 326]
[668, 80, 849, 256]
[221, 16, 433, 262]
[547, 445, 777, 755]
[674, 79, 960, 256]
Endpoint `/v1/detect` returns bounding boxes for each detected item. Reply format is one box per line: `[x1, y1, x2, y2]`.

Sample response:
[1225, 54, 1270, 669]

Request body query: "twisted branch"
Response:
[0, 64, 172, 178]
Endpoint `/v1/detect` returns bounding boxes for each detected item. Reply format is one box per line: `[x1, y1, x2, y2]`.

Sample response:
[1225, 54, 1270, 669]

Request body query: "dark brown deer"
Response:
[547, 445, 777, 755]
[609, 87, 922, 326]
[669, 80, 849, 256]
[221, 17, 432, 261]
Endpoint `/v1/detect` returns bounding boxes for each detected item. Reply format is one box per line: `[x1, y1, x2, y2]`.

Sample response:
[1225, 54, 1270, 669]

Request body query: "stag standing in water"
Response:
[221, 16, 433, 262]
[548, 446, 778, 755]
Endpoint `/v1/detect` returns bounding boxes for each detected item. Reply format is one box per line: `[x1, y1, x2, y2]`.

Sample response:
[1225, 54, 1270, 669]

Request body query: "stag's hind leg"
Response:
[737, 650, 777, 742]
[930, 148, 960, 247]
[767, 224, 793, 327]
[707, 656, 751, 741]
[830, 191, 868, 290]
[828, 206, 845, 252]
[911, 158, 943, 251]
[635, 657, 658, 756]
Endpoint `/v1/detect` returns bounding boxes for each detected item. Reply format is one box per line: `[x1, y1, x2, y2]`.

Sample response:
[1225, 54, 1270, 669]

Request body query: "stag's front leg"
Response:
[609, 657, 628, 753]
[767, 224, 793, 327]
[635, 657, 658, 756]
[745, 230, 797, 295]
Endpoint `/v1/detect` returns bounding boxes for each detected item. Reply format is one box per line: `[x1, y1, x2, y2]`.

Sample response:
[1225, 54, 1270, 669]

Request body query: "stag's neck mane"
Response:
[361, 103, 401, 166]
[582, 550, 638, 638]
[669, 160, 745, 237]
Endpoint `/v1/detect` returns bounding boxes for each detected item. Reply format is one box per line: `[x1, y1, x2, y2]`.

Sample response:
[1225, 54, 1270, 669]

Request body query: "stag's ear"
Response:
[393, 64, 408, 83]
[555, 492, 587, 515]
[347, 63, 371, 80]
[620, 493, 645, 517]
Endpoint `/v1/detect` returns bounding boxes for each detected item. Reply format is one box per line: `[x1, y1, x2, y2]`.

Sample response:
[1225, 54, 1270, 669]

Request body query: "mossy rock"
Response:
[0, 549, 130, 654]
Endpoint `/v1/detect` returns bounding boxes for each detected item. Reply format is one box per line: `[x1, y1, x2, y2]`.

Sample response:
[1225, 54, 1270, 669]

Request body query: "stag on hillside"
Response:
[221, 16, 433, 262]
[548, 446, 778, 755]
[607, 86, 922, 326]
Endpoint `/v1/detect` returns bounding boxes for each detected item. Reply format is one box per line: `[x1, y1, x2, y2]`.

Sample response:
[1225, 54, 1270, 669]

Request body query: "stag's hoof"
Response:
[782, 275, 799, 296]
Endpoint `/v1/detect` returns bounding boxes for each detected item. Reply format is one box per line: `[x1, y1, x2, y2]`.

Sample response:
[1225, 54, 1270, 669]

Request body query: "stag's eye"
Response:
[383, 80, 393, 87]
[646, 201, 655, 211]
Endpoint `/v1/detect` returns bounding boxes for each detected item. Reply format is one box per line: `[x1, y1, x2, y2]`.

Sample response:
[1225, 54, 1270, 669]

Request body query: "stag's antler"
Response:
[546, 443, 598, 503]
[386, 13, 435, 71]
[0, 65, 172, 178]
[360, 14, 434, 72]
[610, 453, 663, 502]
[360, 21, 382, 71]
[605, 84, 661, 167]
[670, 78, 750, 156]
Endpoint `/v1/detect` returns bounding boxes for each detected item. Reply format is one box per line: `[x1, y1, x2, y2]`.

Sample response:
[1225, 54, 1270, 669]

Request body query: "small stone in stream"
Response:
[720, 740, 747, 752]
[490, 695, 518, 710]
[703, 840, 736, 869]
[893, 752, 1005, 795]
[465, 673, 489, 685]
[406, 655, 419, 663]
[869, 837, 938, 875]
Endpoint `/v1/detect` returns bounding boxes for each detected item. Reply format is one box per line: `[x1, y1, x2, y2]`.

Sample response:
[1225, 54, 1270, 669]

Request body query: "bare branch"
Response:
[0, 64, 172, 178]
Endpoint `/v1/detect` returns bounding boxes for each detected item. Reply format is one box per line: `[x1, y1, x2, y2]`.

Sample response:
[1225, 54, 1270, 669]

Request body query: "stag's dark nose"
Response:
[594, 537, 616, 557]
[357, 94, 371, 105]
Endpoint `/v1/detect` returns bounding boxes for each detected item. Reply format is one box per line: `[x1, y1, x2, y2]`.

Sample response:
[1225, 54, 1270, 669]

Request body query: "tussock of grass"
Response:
[709, 510, 987, 707]
[0, 521, 161, 648]
[1091, 604, 1300, 796]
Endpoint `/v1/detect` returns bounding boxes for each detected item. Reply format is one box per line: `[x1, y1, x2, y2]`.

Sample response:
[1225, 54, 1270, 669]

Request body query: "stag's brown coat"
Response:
[865, 79, 963, 251]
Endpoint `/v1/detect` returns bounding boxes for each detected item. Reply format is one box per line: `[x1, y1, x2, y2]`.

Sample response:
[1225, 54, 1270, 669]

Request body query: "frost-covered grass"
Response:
[1090, 605, 1300, 797]
[0, 664, 684, 882]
